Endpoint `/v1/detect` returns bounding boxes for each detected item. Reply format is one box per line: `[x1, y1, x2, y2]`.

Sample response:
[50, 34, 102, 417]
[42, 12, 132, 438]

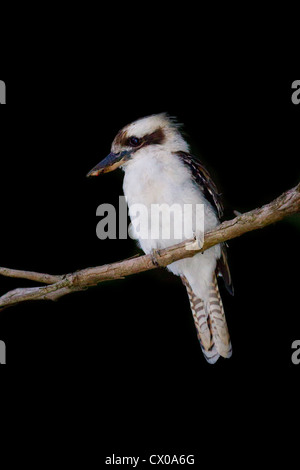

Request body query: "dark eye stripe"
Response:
[143, 128, 165, 146]
[125, 128, 165, 149]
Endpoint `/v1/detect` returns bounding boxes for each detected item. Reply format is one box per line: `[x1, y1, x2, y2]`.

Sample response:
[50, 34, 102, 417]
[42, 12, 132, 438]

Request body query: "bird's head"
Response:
[87, 113, 189, 177]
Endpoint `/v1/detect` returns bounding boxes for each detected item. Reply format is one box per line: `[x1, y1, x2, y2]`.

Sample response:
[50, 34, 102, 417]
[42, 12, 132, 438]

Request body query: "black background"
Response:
[0, 66, 299, 456]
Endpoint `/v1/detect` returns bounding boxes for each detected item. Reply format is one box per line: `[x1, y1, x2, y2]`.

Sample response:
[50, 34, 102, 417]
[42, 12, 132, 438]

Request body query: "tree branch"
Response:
[0, 183, 299, 310]
[0, 267, 62, 284]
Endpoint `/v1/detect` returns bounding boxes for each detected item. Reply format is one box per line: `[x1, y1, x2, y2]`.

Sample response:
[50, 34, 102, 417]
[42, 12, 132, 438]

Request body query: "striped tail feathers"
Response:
[181, 275, 232, 364]
[208, 275, 232, 360]
[181, 275, 220, 364]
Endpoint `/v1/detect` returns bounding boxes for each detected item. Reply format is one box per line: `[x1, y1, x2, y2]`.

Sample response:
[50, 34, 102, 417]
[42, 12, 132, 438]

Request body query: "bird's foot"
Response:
[186, 231, 204, 251]
[150, 248, 161, 267]
[194, 230, 204, 249]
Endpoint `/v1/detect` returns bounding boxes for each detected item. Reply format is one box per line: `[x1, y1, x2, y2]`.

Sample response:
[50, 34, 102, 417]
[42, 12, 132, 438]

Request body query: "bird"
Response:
[87, 113, 233, 364]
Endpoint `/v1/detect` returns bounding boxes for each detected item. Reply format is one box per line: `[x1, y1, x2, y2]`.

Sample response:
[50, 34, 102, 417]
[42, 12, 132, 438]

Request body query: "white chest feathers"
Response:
[124, 148, 197, 206]
[122, 148, 219, 254]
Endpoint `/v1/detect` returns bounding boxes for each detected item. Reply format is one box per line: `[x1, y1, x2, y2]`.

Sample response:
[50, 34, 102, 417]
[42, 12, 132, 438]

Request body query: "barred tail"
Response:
[181, 275, 232, 364]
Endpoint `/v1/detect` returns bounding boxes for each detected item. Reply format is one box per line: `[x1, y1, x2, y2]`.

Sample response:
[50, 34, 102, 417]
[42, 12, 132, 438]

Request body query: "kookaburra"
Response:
[87, 113, 233, 364]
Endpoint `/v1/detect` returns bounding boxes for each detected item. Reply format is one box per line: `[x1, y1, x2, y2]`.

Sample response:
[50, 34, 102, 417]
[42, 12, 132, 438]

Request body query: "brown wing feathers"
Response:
[176, 151, 224, 218]
[177, 151, 234, 296]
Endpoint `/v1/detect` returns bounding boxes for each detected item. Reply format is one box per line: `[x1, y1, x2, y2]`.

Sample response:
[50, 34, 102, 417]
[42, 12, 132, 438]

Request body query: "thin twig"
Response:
[0, 267, 62, 284]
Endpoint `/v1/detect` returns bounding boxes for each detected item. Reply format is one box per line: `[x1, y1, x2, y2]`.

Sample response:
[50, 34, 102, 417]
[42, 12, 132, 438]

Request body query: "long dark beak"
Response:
[86, 151, 130, 177]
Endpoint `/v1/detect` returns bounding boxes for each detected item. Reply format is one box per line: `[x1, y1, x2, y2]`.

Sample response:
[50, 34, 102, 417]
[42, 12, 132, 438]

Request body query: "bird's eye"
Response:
[129, 136, 141, 147]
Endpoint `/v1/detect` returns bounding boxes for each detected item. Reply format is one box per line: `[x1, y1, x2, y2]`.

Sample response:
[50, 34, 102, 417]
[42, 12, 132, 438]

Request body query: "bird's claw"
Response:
[150, 249, 161, 267]
[193, 231, 204, 250]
